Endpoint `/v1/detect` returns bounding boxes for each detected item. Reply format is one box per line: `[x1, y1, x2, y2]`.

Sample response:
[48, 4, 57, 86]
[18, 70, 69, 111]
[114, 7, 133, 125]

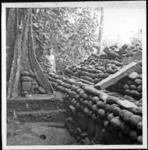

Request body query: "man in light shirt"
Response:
[42, 48, 56, 73]
[46, 48, 56, 73]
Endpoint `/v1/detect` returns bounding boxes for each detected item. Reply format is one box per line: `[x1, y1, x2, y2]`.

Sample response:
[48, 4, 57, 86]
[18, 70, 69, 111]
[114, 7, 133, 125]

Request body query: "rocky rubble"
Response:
[21, 70, 46, 96]
[107, 71, 142, 101]
[20, 42, 143, 144]
[64, 54, 123, 84]
[47, 72, 142, 144]
[101, 43, 142, 60]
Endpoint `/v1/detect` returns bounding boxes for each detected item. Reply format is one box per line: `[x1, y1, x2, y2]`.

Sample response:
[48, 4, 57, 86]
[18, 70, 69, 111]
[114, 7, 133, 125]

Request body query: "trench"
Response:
[7, 94, 79, 145]
[7, 92, 133, 145]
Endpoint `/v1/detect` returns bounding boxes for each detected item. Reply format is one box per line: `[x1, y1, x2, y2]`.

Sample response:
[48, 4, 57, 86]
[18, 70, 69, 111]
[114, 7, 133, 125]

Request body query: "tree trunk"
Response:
[6, 8, 17, 83]
[7, 8, 53, 98]
[97, 7, 104, 55]
[28, 9, 53, 94]
[7, 9, 23, 98]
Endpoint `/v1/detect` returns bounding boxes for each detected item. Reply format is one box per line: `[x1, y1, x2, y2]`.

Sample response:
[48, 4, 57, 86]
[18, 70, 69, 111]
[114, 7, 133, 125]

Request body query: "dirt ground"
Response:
[7, 93, 78, 145]
[7, 121, 78, 145]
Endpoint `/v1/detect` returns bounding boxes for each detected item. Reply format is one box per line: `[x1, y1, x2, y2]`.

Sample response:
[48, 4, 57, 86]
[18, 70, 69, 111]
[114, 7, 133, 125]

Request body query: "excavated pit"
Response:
[7, 94, 78, 145]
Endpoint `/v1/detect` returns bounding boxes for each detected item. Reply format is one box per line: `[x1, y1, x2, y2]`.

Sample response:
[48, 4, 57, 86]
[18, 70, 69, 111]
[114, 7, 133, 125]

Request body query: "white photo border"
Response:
[2, 1, 147, 149]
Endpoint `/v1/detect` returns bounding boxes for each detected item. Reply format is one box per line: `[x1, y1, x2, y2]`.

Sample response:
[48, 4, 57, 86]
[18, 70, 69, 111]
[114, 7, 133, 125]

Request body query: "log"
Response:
[94, 62, 142, 89]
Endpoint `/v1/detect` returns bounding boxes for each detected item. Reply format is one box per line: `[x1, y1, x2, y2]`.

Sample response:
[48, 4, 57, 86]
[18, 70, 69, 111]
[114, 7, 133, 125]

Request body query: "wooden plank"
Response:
[94, 61, 141, 89]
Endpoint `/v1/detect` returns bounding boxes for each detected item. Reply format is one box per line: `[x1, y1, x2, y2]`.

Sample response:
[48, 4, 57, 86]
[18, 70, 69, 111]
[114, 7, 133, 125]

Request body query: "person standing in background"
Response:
[45, 48, 56, 73]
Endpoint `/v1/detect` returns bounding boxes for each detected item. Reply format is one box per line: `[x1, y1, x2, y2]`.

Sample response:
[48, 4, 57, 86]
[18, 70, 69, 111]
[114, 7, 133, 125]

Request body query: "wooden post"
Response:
[97, 7, 104, 55]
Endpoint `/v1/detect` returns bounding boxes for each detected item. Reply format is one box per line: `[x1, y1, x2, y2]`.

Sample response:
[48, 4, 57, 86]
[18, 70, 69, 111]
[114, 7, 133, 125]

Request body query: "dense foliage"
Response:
[32, 8, 102, 72]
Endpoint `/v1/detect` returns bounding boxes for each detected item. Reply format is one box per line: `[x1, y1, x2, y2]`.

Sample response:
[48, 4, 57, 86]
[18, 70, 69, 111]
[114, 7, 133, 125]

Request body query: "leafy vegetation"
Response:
[32, 8, 102, 72]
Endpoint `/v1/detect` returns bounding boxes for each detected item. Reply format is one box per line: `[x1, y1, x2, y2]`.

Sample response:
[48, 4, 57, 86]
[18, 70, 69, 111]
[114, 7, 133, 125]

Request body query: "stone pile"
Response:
[64, 54, 123, 84]
[47, 72, 142, 144]
[21, 70, 46, 96]
[107, 71, 142, 101]
[118, 44, 142, 58]
[101, 43, 142, 60]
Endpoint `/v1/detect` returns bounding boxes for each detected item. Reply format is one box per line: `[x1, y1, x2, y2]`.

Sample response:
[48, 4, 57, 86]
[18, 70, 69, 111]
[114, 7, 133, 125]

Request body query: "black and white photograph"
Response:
[1, 1, 147, 149]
